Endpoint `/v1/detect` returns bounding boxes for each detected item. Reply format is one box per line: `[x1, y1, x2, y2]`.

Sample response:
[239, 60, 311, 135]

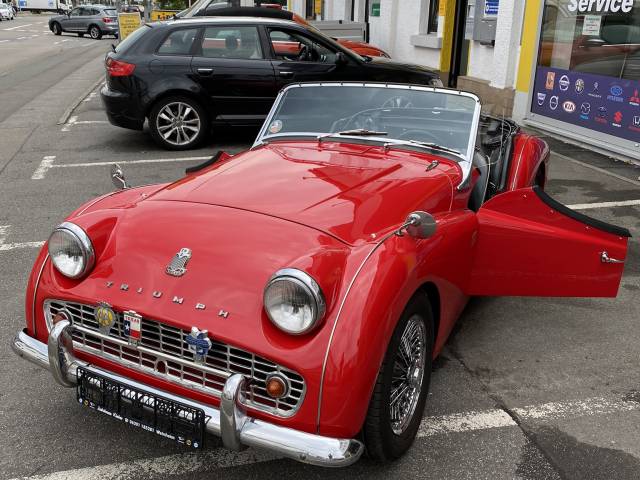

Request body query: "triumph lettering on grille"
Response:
[166, 248, 192, 277]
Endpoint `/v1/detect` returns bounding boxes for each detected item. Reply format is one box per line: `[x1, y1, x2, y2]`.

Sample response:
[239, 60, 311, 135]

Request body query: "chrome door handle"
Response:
[197, 68, 214, 75]
[601, 251, 625, 264]
[278, 71, 294, 78]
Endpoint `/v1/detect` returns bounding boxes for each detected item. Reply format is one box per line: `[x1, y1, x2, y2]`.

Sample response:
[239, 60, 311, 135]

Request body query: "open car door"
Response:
[467, 186, 631, 297]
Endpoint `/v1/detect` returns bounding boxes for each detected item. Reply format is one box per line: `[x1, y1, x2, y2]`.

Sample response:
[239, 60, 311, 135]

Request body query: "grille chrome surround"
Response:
[44, 299, 305, 417]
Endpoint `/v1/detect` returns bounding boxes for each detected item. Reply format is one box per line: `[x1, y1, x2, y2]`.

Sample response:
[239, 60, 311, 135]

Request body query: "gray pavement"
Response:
[0, 21, 638, 479]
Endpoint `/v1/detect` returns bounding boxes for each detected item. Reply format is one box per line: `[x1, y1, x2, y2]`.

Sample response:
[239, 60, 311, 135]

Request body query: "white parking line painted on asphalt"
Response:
[0, 226, 44, 252]
[32, 155, 211, 179]
[6, 395, 638, 479]
[32, 156, 55, 180]
[553, 151, 640, 187]
[7, 449, 278, 480]
[0, 39, 9, 43]
[3, 23, 32, 30]
[74, 120, 109, 125]
[566, 199, 640, 210]
[60, 115, 77, 132]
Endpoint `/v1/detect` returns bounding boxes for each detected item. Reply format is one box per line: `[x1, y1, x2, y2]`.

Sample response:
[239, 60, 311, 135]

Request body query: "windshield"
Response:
[255, 84, 480, 162]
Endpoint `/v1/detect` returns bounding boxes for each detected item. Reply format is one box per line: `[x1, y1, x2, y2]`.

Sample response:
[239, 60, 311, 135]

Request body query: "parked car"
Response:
[121, 4, 142, 16]
[48, 5, 119, 39]
[179, 4, 391, 58]
[13, 82, 630, 466]
[0, 2, 14, 20]
[100, 17, 441, 150]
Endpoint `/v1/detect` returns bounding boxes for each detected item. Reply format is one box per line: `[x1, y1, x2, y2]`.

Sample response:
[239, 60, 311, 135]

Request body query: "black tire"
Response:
[77, 32, 84, 37]
[149, 96, 209, 151]
[363, 294, 434, 461]
[89, 25, 101, 40]
[51, 22, 61, 35]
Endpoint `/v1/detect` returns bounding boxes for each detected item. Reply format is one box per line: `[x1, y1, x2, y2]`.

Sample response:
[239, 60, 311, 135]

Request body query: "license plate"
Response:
[77, 367, 206, 449]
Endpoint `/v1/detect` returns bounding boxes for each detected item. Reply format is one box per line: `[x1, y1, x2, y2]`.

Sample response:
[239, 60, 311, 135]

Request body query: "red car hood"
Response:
[149, 142, 459, 246]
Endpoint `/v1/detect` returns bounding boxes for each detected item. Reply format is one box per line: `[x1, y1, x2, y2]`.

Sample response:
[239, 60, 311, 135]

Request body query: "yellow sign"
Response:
[314, 0, 322, 15]
[150, 9, 180, 22]
[118, 12, 141, 41]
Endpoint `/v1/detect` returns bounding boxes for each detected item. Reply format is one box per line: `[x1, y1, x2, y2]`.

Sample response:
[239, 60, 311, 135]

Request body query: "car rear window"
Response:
[114, 24, 151, 53]
[105, 9, 116, 15]
[157, 28, 199, 55]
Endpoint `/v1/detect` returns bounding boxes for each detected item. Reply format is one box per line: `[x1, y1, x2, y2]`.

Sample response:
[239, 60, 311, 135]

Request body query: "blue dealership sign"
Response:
[531, 67, 640, 143]
[485, 0, 499, 16]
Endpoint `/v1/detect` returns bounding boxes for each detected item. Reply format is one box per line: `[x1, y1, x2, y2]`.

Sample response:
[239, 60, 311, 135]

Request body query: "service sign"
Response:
[150, 9, 179, 21]
[531, 67, 640, 143]
[118, 12, 141, 41]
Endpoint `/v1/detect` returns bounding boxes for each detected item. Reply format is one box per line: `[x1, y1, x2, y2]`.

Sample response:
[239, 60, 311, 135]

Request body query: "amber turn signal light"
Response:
[265, 374, 289, 399]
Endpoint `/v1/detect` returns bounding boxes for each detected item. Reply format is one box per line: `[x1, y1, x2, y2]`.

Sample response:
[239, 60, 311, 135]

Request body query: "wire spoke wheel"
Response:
[389, 314, 426, 435]
[155, 101, 201, 147]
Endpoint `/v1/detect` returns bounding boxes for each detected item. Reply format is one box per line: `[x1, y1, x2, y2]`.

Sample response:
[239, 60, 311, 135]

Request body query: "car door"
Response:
[266, 26, 361, 89]
[467, 186, 630, 297]
[190, 24, 276, 122]
[62, 7, 82, 31]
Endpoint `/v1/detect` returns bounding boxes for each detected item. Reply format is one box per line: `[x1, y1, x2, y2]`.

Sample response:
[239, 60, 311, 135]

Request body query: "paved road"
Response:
[0, 21, 639, 479]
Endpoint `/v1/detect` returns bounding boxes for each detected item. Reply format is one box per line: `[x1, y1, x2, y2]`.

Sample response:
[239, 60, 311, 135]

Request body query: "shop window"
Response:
[530, 0, 640, 146]
[411, 0, 442, 48]
[427, 0, 440, 33]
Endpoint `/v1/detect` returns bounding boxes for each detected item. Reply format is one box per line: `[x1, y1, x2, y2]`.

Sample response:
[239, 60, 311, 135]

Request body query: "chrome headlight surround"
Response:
[47, 222, 95, 279]
[263, 268, 326, 335]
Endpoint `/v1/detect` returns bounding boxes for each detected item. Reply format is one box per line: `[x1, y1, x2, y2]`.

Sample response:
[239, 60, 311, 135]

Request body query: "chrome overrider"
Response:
[11, 320, 364, 467]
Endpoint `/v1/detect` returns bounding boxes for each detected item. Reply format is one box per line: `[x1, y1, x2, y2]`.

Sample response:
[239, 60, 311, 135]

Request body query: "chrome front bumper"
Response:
[11, 321, 364, 467]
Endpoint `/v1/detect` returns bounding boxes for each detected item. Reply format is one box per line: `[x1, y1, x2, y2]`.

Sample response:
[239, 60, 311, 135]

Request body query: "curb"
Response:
[57, 75, 105, 125]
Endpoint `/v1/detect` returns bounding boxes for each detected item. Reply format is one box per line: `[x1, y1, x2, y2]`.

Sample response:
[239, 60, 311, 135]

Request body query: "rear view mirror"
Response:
[335, 52, 348, 66]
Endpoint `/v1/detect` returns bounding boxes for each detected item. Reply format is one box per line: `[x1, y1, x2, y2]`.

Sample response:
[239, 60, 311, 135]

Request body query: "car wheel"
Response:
[149, 96, 208, 151]
[89, 25, 102, 40]
[363, 294, 434, 461]
[51, 22, 61, 35]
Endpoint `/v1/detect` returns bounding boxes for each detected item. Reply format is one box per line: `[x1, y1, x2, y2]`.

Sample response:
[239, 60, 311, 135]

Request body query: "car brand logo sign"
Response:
[545, 71, 555, 90]
[95, 302, 116, 334]
[580, 102, 590, 114]
[597, 106, 607, 118]
[537, 92, 547, 106]
[559, 75, 570, 91]
[575, 79, 585, 94]
[186, 327, 212, 363]
[613, 111, 623, 124]
[123, 310, 142, 345]
[166, 248, 192, 277]
[633, 116, 640, 127]
[562, 100, 576, 113]
[610, 85, 623, 97]
[549, 96, 559, 110]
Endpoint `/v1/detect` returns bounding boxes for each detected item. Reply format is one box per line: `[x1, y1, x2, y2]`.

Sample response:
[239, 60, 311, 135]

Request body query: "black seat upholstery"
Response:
[468, 150, 490, 212]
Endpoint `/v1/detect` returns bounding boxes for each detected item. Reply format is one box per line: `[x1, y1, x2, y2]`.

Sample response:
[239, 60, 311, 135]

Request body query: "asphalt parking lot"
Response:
[1, 15, 639, 480]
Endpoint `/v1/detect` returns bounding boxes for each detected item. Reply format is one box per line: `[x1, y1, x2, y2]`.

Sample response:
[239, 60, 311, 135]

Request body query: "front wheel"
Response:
[149, 96, 208, 151]
[89, 25, 101, 39]
[51, 22, 61, 35]
[363, 294, 434, 461]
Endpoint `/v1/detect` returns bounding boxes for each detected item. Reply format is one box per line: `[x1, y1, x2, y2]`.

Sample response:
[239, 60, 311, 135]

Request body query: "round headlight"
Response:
[48, 222, 95, 279]
[263, 268, 326, 335]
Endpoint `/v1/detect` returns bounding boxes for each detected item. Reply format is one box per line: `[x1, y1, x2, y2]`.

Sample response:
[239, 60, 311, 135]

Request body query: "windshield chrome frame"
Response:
[253, 82, 482, 189]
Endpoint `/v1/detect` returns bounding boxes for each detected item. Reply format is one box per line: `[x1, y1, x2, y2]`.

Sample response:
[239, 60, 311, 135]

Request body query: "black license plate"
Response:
[76, 367, 206, 449]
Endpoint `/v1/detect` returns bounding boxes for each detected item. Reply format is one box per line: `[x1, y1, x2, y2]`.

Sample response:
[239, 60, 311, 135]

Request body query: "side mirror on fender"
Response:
[110, 163, 128, 189]
[404, 211, 437, 239]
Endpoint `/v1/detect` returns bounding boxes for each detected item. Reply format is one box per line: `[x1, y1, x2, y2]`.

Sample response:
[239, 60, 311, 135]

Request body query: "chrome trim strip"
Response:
[12, 328, 364, 467]
[316, 227, 402, 429]
[32, 253, 49, 337]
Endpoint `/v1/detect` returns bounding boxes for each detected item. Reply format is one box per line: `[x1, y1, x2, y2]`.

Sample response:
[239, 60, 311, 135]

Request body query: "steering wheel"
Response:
[296, 44, 309, 61]
[397, 129, 441, 144]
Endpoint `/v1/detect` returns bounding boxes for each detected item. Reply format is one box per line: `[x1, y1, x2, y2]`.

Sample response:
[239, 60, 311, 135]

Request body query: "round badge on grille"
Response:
[95, 302, 116, 334]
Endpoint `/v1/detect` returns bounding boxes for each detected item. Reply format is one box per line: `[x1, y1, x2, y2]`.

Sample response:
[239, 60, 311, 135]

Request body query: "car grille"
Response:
[45, 300, 305, 417]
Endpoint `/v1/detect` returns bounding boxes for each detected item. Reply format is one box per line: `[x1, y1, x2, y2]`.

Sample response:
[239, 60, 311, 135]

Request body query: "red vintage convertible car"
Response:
[13, 83, 630, 466]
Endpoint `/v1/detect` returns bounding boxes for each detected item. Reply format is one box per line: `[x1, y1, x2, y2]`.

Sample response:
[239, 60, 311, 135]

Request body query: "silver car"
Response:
[0, 2, 15, 20]
[48, 5, 119, 39]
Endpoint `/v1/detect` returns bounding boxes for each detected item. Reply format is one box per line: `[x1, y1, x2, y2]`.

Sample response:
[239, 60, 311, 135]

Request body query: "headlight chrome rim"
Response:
[48, 222, 95, 279]
[264, 268, 326, 335]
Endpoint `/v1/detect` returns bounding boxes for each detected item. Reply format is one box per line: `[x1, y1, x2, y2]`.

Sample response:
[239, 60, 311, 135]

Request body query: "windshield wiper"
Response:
[404, 140, 460, 155]
[336, 129, 388, 136]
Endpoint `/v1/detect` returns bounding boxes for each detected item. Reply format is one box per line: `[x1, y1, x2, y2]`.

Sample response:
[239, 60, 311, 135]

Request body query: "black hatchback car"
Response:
[101, 17, 441, 150]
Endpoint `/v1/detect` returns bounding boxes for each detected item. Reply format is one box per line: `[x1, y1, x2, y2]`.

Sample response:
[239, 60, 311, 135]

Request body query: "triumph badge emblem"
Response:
[186, 327, 212, 363]
[166, 248, 192, 277]
[95, 302, 116, 334]
[123, 310, 142, 345]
